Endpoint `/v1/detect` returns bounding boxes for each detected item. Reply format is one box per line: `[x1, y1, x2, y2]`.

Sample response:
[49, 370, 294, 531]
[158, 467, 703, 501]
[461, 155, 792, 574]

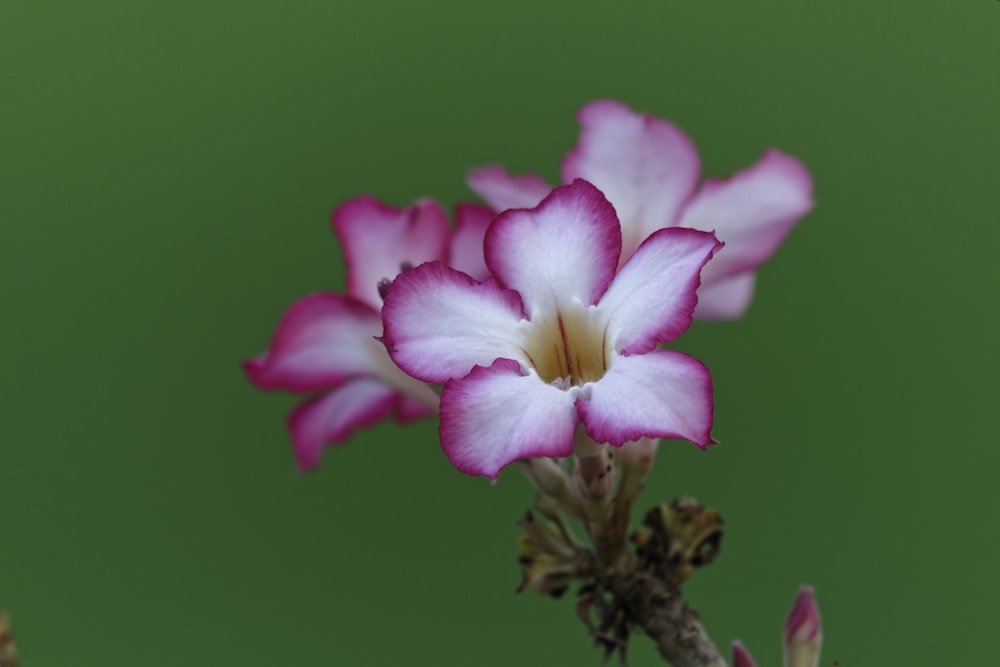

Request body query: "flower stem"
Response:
[610, 567, 727, 667]
[0, 611, 18, 667]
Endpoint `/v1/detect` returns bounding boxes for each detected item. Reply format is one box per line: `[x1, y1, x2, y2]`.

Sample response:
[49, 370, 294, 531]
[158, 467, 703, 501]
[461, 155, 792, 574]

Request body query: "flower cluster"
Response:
[244, 100, 813, 479]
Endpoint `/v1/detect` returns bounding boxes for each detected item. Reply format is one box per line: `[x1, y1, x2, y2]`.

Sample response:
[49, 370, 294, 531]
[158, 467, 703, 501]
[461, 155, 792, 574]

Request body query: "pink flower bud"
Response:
[732, 641, 758, 667]
[784, 586, 822, 667]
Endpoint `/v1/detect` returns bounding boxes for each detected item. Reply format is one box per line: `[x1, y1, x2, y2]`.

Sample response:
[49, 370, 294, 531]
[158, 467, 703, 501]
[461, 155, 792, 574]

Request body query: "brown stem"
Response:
[612, 569, 727, 667]
[0, 611, 18, 667]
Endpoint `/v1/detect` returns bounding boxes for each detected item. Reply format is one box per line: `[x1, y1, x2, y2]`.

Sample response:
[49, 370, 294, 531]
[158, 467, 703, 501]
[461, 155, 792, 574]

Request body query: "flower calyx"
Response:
[512, 494, 725, 664]
[631, 497, 724, 586]
[516, 508, 592, 598]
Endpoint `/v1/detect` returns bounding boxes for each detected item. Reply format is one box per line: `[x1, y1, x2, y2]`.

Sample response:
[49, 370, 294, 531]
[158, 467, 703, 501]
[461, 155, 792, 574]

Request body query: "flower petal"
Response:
[332, 196, 450, 310]
[243, 293, 385, 393]
[562, 100, 701, 260]
[381, 262, 528, 383]
[578, 350, 715, 447]
[447, 203, 494, 281]
[785, 586, 822, 644]
[439, 359, 579, 481]
[598, 227, 722, 354]
[396, 394, 437, 422]
[693, 272, 757, 320]
[288, 378, 398, 472]
[485, 180, 621, 315]
[785, 586, 823, 667]
[678, 149, 813, 283]
[732, 642, 759, 667]
[466, 165, 552, 212]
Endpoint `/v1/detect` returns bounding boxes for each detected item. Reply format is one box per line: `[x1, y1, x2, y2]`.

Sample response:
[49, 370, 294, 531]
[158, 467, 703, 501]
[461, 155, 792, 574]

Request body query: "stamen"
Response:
[550, 376, 573, 391]
[377, 277, 393, 301]
[377, 262, 416, 302]
[524, 305, 608, 388]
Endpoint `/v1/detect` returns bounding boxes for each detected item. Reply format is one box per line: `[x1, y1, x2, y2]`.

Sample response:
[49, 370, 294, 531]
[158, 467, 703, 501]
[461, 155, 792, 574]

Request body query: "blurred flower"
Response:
[730, 588, 825, 667]
[244, 197, 491, 471]
[382, 180, 720, 480]
[785, 586, 822, 667]
[468, 99, 813, 319]
[732, 641, 759, 667]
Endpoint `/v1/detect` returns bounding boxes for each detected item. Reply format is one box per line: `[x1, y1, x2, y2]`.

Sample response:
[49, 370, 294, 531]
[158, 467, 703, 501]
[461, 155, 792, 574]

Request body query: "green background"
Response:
[1, 1, 997, 664]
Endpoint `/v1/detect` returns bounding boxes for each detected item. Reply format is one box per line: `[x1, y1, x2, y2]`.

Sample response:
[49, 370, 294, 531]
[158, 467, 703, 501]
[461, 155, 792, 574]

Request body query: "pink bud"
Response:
[732, 641, 758, 667]
[785, 586, 821, 642]
[784, 586, 822, 667]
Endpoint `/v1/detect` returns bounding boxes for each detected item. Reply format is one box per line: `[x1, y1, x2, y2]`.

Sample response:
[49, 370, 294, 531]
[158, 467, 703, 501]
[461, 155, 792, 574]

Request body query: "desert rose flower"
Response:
[785, 586, 822, 667]
[381, 179, 721, 480]
[728, 588, 825, 667]
[732, 641, 759, 667]
[244, 197, 493, 471]
[468, 99, 814, 319]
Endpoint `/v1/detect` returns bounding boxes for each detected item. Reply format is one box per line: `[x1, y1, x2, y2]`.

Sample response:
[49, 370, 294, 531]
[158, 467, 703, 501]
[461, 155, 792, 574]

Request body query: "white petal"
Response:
[243, 293, 385, 393]
[578, 350, 715, 447]
[562, 100, 701, 260]
[440, 359, 580, 481]
[332, 196, 450, 310]
[381, 262, 528, 383]
[288, 378, 398, 471]
[693, 272, 757, 320]
[467, 165, 552, 212]
[448, 203, 494, 281]
[678, 149, 813, 283]
[597, 228, 721, 354]
[485, 180, 621, 315]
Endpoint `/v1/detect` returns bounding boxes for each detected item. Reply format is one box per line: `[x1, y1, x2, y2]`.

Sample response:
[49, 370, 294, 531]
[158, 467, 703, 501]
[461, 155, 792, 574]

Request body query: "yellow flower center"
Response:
[522, 304, 610, 388]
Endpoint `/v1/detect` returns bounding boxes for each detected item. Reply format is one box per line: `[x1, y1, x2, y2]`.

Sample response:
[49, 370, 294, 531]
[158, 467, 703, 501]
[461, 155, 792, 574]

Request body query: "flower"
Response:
[730, 587, 824, 667]
[468, 99, 814, 319]
[732, 641, 759, 667]
[243, 196, 493, 471]
[785, 586, 822, 667]
[381, 179, 721, 481]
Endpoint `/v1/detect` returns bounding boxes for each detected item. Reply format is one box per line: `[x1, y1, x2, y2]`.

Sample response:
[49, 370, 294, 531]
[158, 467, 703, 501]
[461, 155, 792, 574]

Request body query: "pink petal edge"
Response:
[332, 196, 450, 310]
[466, 164, 552, 212]
[785, 586, 822, 643]
[485, 179, 622, 314]
[679, 148, 814, 284]
[448, 202, 494, 281]
[598, 227, 722, 355]
[243, 293, 384, 393]
[288, 378, 398, 472]
[578, 350, 716, 448]
[562, 100, 702, 261]
[381, 261, 528, 384]
[439, 359, 580, 481]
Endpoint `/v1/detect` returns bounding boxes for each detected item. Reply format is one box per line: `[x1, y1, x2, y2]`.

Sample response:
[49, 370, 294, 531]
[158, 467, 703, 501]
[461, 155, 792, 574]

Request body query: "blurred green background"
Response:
[1, 0, 997, 664]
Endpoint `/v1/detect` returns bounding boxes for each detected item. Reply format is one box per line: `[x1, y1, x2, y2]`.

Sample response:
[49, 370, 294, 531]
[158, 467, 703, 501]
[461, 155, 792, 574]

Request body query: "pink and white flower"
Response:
[468, 99, 814, 319]
[785, 586, 823, 667]
[243, 196, 493, 471]
[381, 180, 721, 481]
[730, 587, 824, 667]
